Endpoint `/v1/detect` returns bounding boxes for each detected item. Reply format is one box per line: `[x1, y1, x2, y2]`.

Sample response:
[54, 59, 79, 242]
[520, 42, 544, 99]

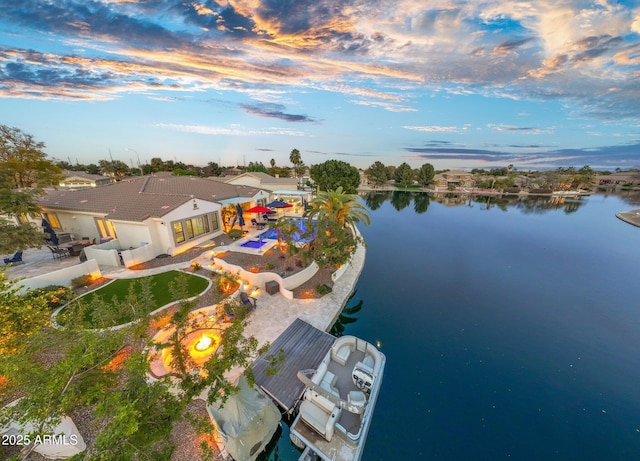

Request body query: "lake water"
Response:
[268, 191, 640, 461]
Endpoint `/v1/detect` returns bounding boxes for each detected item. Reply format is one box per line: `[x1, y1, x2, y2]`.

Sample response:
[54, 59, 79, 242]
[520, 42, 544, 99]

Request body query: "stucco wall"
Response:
[111, 221, 152, 250]
[17, 260, 101, 294]
[84, 240, 121, 267]
[161, 199, 222, 255]
[120, 242, 155, 268]
[40, 210, 103, 242]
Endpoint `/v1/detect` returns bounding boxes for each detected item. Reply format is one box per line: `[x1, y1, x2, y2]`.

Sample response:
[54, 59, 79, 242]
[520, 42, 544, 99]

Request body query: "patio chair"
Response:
[251, 218, 265, 229]
[240, 292, 257, 309]
[3, 251, 23, 265]
[47, 246, 69, 260]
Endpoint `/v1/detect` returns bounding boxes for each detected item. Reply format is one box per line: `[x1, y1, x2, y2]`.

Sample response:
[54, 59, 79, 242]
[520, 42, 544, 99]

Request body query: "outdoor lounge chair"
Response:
[251, 218, 266, 229]
[3, 251, 23, 265]
[240, 292, 257, 309]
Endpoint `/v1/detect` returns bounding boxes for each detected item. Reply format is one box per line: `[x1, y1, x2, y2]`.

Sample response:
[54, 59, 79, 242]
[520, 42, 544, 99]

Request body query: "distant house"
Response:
[433, 170, 475, 189]
[223, 172, 298, 192]
[596, 172, 640, 187]
[59, 171, 114, 188]
[36, 176, 269, 257]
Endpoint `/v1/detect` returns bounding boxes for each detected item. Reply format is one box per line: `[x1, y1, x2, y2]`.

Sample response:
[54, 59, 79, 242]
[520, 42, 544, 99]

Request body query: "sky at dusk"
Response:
[1, 0, 640, 171]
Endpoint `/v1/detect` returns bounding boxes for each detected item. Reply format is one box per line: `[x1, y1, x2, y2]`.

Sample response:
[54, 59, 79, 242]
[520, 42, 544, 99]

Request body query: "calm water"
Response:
[269, 191, 640, 461]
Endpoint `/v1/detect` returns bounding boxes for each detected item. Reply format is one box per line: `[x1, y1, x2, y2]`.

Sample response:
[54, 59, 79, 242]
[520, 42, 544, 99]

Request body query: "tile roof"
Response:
[37, 176, 264, 222]
[227, 172, 298, 185]
[62, 170, 110, 181]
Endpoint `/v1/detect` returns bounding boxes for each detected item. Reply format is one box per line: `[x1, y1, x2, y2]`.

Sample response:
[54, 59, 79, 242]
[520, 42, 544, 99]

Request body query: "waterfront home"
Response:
[59, 170, 115, 188]
[433, 170, 476, 189]
[34, 175, 270, 259]
[596, 172, 640, 188]
[222, 171, 299, 191]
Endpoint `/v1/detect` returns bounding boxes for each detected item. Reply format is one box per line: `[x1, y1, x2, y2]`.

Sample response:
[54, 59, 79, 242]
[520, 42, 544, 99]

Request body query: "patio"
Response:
[3, 245, 90, 282]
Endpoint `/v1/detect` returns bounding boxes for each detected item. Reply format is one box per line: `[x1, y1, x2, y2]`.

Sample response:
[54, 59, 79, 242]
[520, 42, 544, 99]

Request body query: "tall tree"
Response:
[309, 160, 360, 193]
[0, 142, 54, 254]
[0, 125, 62, 188]
[289, 148, 302, 183]
[416, 163, 435, 187]
[0, 272, 269, 459]
[365, 161, 388, 187]
[245, 161, 268, 173]
[205, 161, 222, 177]
[304, 187, 370, 281]
[394, 162, 415, 186]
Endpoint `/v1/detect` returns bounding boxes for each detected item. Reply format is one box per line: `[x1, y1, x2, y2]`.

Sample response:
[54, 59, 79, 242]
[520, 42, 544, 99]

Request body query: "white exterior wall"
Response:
[111, 221, 152, 249]
[162, 199, 224, 255]
[121, 242, 155, 268]
[17, 260, 102, 294]
[84, 240, 121, 266]
[40, 209, 104, 242]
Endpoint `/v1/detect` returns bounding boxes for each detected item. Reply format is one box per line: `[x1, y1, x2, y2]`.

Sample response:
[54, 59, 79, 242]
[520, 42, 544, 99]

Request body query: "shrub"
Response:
[191, 262, 202, 271]
[25, 285, 75, 310]
[71, 274, 94, 289]
[215, 273, 240, 296]
[264, 262, 274, 270]
[227, 229, 243, 239]
[316, 284, 332, 296]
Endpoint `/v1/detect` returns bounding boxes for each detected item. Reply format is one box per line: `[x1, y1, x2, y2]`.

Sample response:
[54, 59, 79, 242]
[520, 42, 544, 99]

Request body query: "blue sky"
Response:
[1, 0, 640, 170]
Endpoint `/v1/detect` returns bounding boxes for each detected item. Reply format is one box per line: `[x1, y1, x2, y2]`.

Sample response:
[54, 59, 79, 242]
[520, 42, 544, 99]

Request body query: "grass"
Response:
[59, 270, 210, 328]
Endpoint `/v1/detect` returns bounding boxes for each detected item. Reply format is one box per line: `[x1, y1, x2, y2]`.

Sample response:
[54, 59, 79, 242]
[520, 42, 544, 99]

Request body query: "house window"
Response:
[95, 218, 116, 239]
[191, 216, 210, 236]
[210, 213, 219, 231]
[174, 222, 186, 243]
[43, 213, 61, 229]
[171, 212, 218, 245]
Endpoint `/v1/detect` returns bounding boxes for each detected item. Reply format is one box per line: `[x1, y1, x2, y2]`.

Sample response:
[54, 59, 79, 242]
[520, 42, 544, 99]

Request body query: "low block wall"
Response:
[208, 257, 322, 300]
[121, 242, 155, 268]
[17, 260, 102, 294]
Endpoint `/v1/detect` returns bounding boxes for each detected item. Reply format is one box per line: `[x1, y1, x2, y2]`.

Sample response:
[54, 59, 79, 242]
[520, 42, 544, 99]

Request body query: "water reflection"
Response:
[361, 190, 588, 214]
[595, 187, 640, 206]
[330, 291, 363, 337]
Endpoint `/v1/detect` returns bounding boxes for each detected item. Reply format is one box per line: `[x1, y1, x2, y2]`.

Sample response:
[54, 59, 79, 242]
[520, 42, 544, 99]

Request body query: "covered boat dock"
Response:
[253, 318, 336, 413]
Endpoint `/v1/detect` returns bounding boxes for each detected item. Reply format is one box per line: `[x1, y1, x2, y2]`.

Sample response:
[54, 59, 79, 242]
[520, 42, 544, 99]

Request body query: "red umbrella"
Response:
[245, 205, 271, 213]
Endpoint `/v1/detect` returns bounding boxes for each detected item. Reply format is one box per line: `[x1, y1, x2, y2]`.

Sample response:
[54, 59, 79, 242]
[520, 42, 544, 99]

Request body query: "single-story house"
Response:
[596, 172, 640, 187]
[223, 172, 298, 192]
[433, 170, 475, 189]
[59, 171, 115, 188]
[35, 175, 270, 258]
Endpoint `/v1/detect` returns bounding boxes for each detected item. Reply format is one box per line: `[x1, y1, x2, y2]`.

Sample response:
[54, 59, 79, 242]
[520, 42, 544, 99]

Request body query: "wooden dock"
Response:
[253, 318, 336, 412]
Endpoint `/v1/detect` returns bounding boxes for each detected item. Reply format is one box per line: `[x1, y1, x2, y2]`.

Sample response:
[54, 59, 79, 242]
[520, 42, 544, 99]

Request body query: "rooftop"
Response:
[37, 175, 264, 222]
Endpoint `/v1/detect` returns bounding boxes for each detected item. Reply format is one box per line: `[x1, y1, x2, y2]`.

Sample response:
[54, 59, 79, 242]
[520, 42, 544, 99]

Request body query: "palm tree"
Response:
[289, 148, 301, 183]
[304, 187, 370, 285]
[269, 217, 301, 272]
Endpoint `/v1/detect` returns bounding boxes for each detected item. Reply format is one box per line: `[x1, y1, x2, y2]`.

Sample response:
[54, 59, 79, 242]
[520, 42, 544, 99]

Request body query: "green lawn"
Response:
[60, 270, 209, 328]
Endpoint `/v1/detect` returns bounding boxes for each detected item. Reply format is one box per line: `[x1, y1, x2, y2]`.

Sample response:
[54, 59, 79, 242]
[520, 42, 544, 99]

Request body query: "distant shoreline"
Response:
[357, 184, 592, 197]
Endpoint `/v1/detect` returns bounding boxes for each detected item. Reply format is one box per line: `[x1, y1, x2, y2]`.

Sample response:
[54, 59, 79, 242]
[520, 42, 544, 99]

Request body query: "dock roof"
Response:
[252, 318, 335, 412]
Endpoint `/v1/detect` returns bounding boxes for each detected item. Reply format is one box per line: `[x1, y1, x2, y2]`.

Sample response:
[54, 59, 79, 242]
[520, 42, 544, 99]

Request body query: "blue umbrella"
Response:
[265, 200, 289, 208]
[41, 218, 59, 245]
[236, 204, 245, 227]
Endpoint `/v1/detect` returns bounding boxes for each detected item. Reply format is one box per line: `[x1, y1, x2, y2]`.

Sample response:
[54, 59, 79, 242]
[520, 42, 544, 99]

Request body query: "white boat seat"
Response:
[320, 371, 339, 397]
[333, 343, 352, 365]
[300, 392, 341, 442]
